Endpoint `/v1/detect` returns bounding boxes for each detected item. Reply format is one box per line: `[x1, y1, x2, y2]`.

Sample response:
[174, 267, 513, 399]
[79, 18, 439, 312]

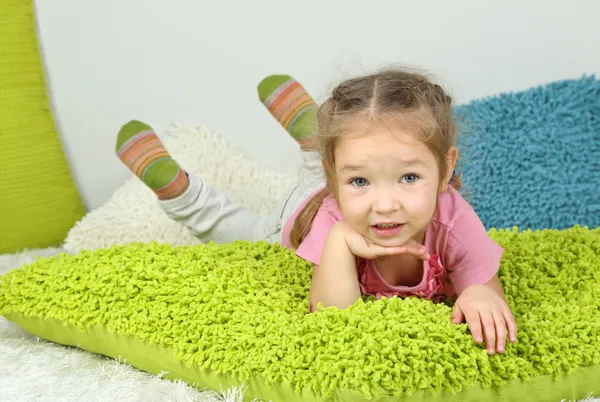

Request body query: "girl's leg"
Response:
[116, 120, 190, 200]
[158, 172, 280, 244]
[115, 120, 279, 243]
[257, 74, 326, 203]
[257, 75, 317, 148]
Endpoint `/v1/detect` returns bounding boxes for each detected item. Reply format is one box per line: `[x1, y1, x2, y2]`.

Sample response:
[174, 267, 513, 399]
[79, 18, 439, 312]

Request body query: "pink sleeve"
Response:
[295, 205, 339, 266]
[445, 208, 503, 294]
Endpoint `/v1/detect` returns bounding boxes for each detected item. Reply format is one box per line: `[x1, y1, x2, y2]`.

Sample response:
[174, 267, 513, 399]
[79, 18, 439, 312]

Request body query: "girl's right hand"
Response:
[334, 221, 430, 261]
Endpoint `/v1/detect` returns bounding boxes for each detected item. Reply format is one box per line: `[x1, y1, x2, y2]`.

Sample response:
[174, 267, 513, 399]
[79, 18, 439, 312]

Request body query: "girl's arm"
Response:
[308, 222, 361, 312]
[484, 275, 509, 302]
[308, 221, 428, 312]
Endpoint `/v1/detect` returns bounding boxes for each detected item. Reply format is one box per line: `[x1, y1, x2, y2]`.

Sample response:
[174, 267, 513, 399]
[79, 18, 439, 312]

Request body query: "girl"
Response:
[115, 68, 517, 355]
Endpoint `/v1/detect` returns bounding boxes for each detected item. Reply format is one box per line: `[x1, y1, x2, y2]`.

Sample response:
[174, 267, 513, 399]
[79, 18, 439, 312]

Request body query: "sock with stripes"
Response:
[115, 120, 189, 200]
[257, 75, 316, 144]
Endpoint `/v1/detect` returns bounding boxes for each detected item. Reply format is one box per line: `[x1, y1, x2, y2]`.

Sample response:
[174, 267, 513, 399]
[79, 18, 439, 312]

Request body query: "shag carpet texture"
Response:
[1, 227, 599, 401]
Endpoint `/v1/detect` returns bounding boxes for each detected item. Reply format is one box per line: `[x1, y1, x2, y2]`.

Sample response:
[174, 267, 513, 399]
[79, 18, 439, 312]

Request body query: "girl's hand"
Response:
[451, 283, 517, 354]
[335, 221, 430, 261]
[309, 221, 429, 312]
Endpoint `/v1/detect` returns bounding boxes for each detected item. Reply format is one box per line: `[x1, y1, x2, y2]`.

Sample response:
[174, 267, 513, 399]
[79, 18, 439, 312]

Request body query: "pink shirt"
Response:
[281, 187, 503, 301]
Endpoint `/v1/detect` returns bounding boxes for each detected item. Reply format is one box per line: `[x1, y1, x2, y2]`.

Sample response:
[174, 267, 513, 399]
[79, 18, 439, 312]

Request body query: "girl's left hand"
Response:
[451, 284, 517, 354]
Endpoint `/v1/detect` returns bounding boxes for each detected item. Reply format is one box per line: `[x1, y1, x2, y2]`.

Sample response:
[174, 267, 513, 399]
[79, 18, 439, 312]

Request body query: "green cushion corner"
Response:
[0, 0, 86, 253]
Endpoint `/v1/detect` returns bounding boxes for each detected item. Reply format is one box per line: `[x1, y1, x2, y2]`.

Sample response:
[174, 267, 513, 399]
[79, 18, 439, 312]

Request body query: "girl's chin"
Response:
[366, 234, 410, 248]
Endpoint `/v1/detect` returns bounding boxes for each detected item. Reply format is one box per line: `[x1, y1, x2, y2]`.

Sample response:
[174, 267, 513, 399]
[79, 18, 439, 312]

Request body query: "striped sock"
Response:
[116, 120, 189, 200]
[257, 75, 316, 143]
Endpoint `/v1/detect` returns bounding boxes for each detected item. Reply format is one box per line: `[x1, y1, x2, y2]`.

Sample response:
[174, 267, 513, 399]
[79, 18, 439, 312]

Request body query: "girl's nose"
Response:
[372, 189, 398, 214]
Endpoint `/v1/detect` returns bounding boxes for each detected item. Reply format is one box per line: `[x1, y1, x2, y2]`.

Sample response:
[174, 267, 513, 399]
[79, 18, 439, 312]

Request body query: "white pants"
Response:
[158, 152, 325, 244]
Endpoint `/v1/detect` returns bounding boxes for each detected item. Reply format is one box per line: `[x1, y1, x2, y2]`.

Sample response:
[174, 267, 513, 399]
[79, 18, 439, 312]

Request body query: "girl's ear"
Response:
[439, 147, 458, 192]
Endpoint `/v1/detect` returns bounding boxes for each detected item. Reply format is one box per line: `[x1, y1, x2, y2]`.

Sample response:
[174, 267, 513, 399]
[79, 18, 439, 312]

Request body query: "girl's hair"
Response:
[290, 67, 462, 249]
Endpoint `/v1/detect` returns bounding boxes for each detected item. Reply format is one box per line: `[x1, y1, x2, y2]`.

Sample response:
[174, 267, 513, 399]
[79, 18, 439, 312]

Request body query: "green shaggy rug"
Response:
[1, 226, 598, 401]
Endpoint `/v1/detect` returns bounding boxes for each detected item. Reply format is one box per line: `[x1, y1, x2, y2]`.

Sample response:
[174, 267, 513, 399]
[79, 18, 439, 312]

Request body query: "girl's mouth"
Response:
[371, 223, 404, 237]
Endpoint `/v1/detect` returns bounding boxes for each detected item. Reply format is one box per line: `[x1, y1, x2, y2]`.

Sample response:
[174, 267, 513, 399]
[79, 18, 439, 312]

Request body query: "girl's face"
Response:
[333, 127, 443, 247]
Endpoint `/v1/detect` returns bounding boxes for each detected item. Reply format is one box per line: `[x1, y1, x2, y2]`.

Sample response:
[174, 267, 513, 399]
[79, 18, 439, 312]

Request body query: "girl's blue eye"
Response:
[402, 174, 418, 184]
[350, 178, 369, 187]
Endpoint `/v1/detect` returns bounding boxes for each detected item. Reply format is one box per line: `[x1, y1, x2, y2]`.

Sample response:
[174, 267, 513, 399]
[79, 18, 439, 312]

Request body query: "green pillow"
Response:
[1, 227, 599, 401]
[0, 0, 86, 253]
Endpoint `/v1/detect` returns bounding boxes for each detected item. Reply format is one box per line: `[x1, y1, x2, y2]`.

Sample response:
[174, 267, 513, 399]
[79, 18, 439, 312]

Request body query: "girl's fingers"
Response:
[479, 311, 496, 355]
[503, 307, 518, 343]
[364, 245, 403, 259]
[403, 239, 425, 248]
[381, 246, 406, 256]
[362, 238, 429, 260]
[464, 310, 483, 344]
[451, 304, 465, 324]
[397, 243, 430, 260]
[493, 310, 507, 353]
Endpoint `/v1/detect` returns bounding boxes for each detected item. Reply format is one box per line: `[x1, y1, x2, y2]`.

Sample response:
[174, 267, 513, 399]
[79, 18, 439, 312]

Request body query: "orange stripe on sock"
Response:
[133, 149, 170, 177]
[119, 134, 161, 164]
[274, 89, 306, 120]
[288, 106, 315, 133]
[270, 89, 304, 122]
[117, 131, 171, 178]
[123, 138, 164, 167]
[281, 99, 314, 130]
[154, 169, 189, 200]
[267, 82, 303, 118]
[264, 79, 296, 106]
[118, 131, 156, 158]
[280, 97, 314, 129]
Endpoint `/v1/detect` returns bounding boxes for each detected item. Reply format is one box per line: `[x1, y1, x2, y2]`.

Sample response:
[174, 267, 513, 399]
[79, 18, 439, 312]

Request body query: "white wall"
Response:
[34, 0, 600, 210]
